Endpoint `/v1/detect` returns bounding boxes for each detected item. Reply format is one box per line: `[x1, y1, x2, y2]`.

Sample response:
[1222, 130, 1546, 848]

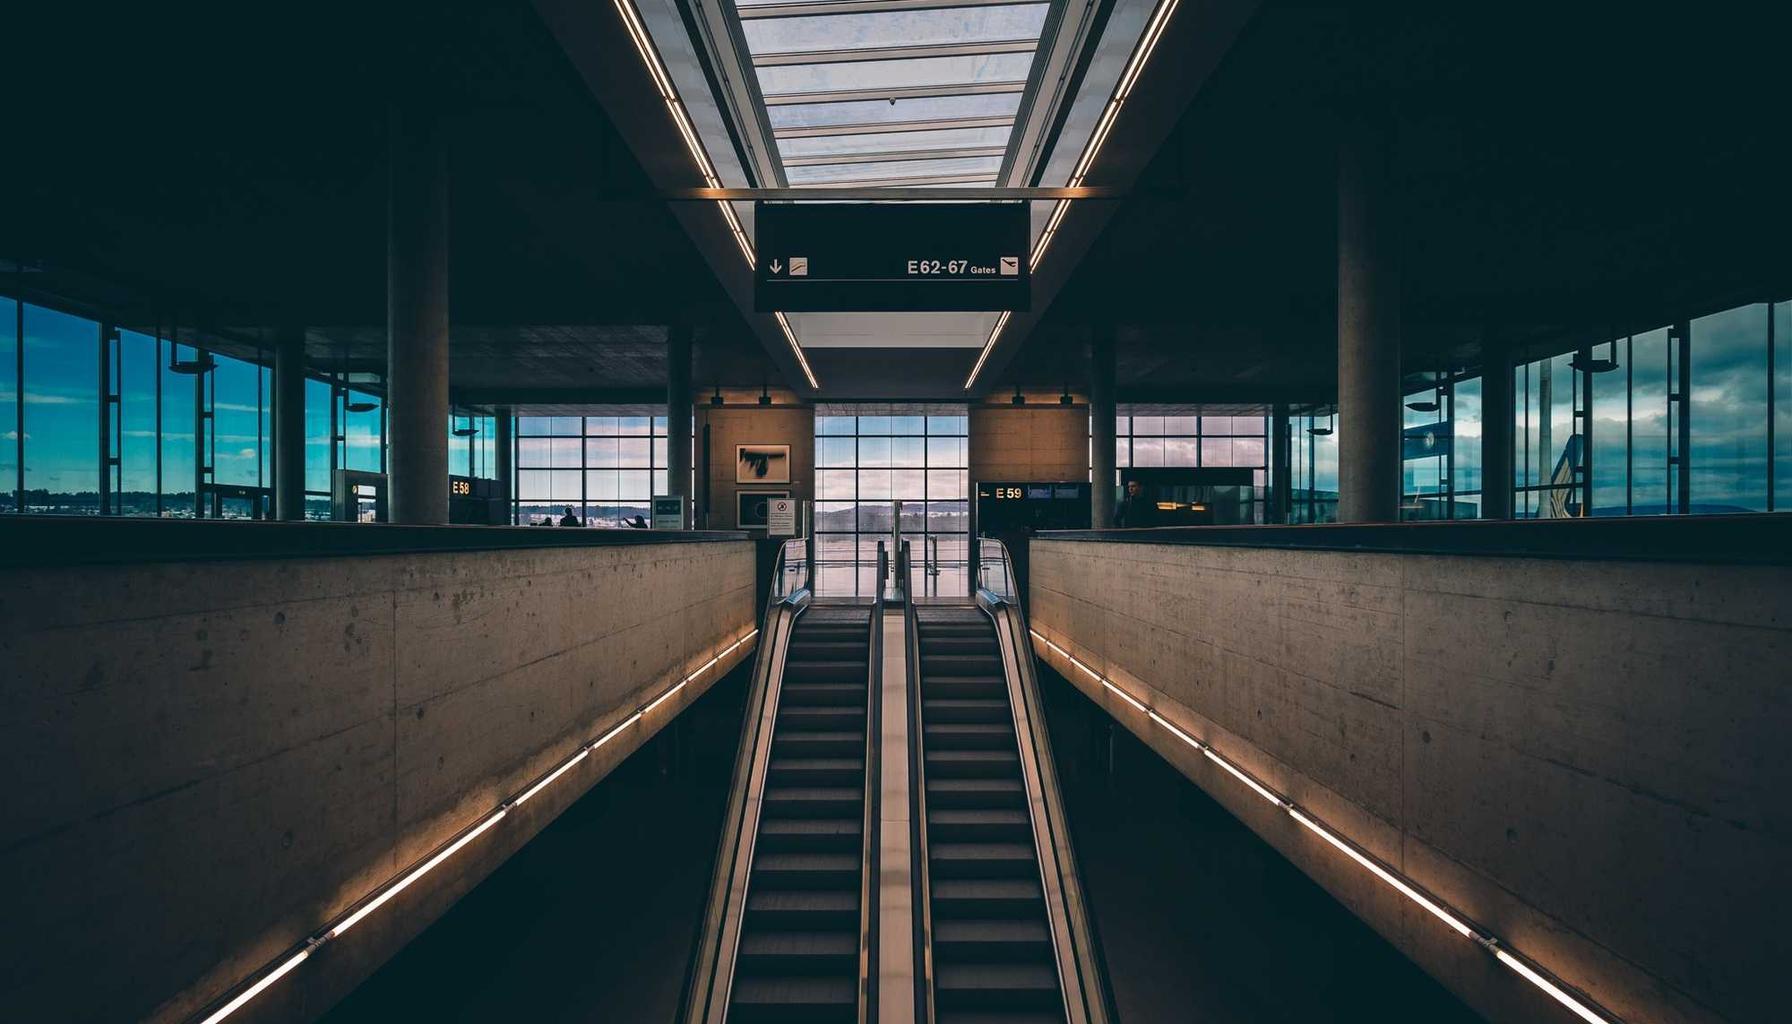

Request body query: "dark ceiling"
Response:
[1004, 3, 1792, 402]
[1, 1, 775, 401]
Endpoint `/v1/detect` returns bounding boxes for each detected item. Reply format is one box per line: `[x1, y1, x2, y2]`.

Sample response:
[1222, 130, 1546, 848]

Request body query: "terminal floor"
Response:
[1038, 663, 1485, 1023]
[320, 661, 749, 1023]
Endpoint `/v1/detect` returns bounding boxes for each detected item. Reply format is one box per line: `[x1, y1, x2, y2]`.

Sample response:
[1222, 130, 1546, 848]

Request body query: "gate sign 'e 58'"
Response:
[754, 202, 1029, 313]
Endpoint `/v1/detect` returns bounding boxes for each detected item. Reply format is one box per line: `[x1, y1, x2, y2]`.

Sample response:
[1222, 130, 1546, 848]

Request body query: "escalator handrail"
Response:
[976, 538, 1115, 1024]
[901, 541, 936, 1023]
[680, 540, 811, 1024]
[857, 545, 887, 1023]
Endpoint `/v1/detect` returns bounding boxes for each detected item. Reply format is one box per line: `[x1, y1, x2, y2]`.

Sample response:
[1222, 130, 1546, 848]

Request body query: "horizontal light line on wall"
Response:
[1028, 627, 1623, 1024]
[188, 628, 759, 1024]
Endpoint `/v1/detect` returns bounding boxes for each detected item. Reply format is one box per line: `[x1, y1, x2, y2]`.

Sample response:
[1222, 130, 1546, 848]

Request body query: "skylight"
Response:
[734, 0, 1053, 188]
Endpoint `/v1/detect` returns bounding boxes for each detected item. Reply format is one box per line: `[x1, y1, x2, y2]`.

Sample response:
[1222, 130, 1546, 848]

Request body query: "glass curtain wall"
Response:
[1114, 408, 1269, 523]
[815, 404, 969, 598]
[1289, 407, 1339, 523]
[513, 413, 669, 527]
[1514, 298, 1787, 517]
[1, 294, 502, 520]
[1400, 371, 1483, 519]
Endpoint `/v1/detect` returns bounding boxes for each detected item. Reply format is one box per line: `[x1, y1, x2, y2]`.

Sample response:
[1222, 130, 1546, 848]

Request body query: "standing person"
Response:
[1113, 479, 1157, 528]
[558, 505, 583, 527]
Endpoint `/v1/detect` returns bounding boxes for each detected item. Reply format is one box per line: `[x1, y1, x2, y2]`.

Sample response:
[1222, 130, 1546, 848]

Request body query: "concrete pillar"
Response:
[1336, 119, 1402, 523]
[1479, 338, 1514, 519]
[386, 101, 450, 525]
[273, 326, 307, 521]
[494, 406, 513, 523]
[1089, 326, 1117, 529]
[666, 325, 693, 526]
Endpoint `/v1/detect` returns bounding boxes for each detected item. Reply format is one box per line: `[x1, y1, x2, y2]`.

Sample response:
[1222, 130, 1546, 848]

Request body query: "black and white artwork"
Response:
[736, 443, 791, 484]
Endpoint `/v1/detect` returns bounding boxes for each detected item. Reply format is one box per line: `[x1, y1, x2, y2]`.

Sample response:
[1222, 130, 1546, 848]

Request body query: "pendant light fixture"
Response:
[339, 334, 380, 413]
[1405, 370, 1441, 413]
[710, 385, 724, 407]
[1307, 408, 1334, 436]
[166, 316, 214, 374]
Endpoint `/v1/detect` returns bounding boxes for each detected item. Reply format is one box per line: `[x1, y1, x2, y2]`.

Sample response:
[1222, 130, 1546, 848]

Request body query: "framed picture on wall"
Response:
[737, 490, 788, 530]
[736, 443, 791, 484]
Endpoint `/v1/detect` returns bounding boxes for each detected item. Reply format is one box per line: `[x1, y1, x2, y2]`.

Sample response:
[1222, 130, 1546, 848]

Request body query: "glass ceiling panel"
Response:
[779, 125, 1014, 159]
[786, 155, 1004, 184]
[768, 92, 1023, 129]
[757, 51, 1034, 97]
[740, 6, 1048, 54]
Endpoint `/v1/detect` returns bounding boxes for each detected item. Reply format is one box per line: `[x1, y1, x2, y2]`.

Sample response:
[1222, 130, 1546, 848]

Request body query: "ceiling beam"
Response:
[762, 80, 1025, 105]
[774, 114, 1015, 138]
[739, 0, 1041, 19]
[752, 38, 1036, 66]
[783, 145, 1007, 167]
[661, 184, 1120, 199]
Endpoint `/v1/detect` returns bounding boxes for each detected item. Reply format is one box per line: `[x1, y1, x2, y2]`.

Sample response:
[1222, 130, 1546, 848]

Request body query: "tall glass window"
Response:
[1630, 327, 1672, 513]
[1402, 373, 1482, 520]
[1, 297, 18, 511]
[1289, 408, 1339, 523]
[22, 304, 99, 513]
[814, 405, 968, 597]
[1115, 409, 1268, 523]
[514, 412, 668, 527]
[211, 352, 265, 489]
[117, 329, 160, 513]
[1776, 302, 1791, 510]
[1689, 304, 1769, 512]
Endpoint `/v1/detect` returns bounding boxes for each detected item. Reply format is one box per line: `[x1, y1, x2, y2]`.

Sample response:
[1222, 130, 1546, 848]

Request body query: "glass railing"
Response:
[774, 537, 810, 603]
[976, 537, 1018, 602]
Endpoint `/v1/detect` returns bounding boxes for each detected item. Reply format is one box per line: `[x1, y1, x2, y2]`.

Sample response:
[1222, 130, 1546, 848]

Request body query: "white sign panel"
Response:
[767, 498, 797, 537]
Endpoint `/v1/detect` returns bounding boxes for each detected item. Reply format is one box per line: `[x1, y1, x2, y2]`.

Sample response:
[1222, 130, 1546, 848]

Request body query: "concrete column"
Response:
[1479, 338, 1514, 519]
[386, 101, 450, 525]
[273, 326, 307, 521]
[666, 325, 693, 526]
[1089, 326, 1117, 529]
[494, 406, 513, 523]
[1336, 120, 1402, 523]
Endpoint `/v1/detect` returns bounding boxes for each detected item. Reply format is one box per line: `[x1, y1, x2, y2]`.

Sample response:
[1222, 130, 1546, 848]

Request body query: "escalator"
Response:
[914, 606, 1062, 1021]
[684, 539, 882, 1024]
[730, 606, 875, 1022]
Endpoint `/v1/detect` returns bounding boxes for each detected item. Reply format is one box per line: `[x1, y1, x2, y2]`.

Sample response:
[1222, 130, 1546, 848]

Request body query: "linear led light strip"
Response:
[191, 628, 759, 1024]
[1028, 628, 1618, 1024]
[964, 0, 1184, 390]
[610, 0, 819, 390]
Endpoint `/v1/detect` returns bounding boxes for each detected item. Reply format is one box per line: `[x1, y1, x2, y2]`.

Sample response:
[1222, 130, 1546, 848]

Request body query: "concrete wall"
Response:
[969, 402, 1089, 484]
[1, 537, 757, 1023]
[1029, 537, 1789, 1024]
[696, 398, 815, 531]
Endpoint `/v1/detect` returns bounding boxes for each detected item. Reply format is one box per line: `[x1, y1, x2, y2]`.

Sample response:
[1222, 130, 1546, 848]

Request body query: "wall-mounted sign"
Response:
[652, 495, 686, 530]
[767, 497, 797, 537]
[755, 202, 1030, 312]
[738, 490, 788, 530]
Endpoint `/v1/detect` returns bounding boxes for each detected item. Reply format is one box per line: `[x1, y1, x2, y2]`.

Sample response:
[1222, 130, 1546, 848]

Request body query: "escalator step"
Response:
[759, 817, 862, 851]
[928, 807, 1031, 841]
[924, 722, 1013, 749]
[769, 757, 865, 785]
[929, 842, 1038, 878]
[781, 683, 866, 706]
[924, 699, 1010, 723]
[923, 676, 1008, 699]
[746, 889, 859, 928]
[926, 777, 1024, 807]
[930, 877, 1043, 917]
[737, 929, 859, 972]
[764, 786, 861, 817]
[924, 654, 1005, 675]
[933, 917, 1052, 961]
[729, 975, 858, 1023]
[754, 851, 861, 888]
[926, 749, 1021, 777]
[774, 730, 864, 756]
[781, 706, 866, 728]
[934, 962, 1061, 1008]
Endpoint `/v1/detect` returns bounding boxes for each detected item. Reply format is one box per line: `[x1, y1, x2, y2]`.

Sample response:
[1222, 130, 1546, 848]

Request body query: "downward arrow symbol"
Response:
[769, 259, 784, 274]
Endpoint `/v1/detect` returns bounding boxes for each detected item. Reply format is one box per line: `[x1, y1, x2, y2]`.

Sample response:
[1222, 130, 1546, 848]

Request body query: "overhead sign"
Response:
[755, 202, 1030, 313]
[766, 497, 798, 537]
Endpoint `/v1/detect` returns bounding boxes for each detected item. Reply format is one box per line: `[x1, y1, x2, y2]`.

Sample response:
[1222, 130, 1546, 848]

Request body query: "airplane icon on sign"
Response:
[1000, 256, 1020, 275]
[789, 257, 809, 276]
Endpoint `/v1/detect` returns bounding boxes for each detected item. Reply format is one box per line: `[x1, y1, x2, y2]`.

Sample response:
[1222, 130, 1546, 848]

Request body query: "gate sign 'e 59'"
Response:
[754, 202, 1029, 313]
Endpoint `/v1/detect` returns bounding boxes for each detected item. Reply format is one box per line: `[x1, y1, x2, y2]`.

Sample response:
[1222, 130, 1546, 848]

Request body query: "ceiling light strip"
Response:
[965, 0, 1185, 390]
[762, 80, 1028, 105]
[1027, 627, 1624, 1024]
[783, 145, 1008, 167]
[610, 0, 815, 386]
[187, 627, 760, 1024]
[738, 0, 1040, 20]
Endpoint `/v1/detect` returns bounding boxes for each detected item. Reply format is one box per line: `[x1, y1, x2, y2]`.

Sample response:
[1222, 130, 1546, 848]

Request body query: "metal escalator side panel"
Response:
[683, 596, 806, 1024]
[982, 597, 1113, 1024]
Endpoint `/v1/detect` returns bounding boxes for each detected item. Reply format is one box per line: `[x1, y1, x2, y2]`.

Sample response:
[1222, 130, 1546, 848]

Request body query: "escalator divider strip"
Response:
[1028, 627, 1621, 1024]
[186, 626, 761, 1024]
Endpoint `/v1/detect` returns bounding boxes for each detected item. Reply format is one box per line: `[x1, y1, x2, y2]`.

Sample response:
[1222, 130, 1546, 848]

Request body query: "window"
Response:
[1114, 408, 1269, 523]
[1, 297, 17, 512]
[1290, 409, 1339, 524]
[22, 304, 99, 513]
[514, 412, 669, 527]
[1401, 372, 1482, 520]
[813, 405, 968, 597]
